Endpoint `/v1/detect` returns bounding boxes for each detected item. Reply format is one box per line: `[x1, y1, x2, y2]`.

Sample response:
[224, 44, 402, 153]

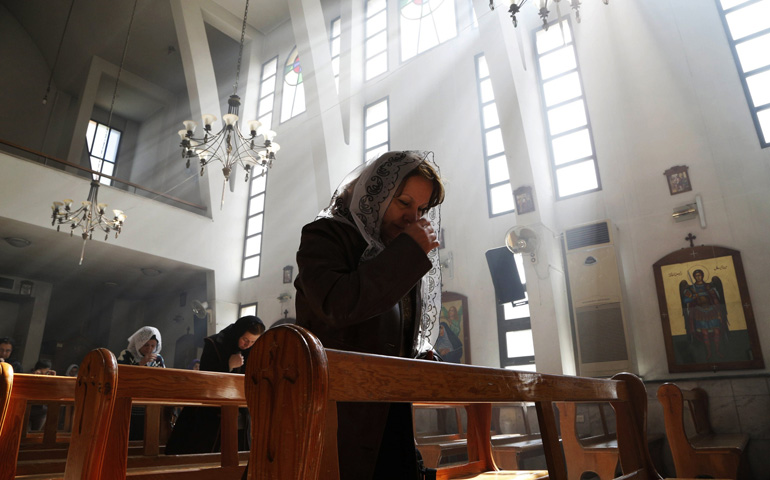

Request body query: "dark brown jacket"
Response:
[295, 217, 431, 479]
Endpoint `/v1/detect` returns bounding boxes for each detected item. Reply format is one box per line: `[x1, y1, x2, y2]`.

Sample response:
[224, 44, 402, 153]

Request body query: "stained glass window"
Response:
[280, 46, 306, 122]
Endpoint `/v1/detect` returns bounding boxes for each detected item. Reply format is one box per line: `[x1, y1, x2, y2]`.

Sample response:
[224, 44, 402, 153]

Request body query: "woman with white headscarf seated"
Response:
[117, 326, 165, 367]
[117, 326, 165, 440]
[295, 151, 446, 480]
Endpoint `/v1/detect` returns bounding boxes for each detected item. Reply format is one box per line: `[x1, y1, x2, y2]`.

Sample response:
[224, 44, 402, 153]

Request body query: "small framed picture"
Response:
[664, 165, 692, 195]
[283, 265, 293, 284]
[514, 186, 535, 214]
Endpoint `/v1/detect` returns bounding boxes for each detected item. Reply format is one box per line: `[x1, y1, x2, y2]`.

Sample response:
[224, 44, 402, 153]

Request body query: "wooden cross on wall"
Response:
[685, 233, 696, 248]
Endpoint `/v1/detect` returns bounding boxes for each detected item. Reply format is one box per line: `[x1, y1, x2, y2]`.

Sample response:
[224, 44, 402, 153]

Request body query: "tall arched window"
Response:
[280, 46, 306, 122]
[400, 0, 457, 61]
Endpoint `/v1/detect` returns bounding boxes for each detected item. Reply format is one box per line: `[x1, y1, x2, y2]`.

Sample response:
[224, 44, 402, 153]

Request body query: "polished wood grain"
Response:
[0, 362, 11, 437]
[657, 383, 749, 479]
[245, 325, 662, 480]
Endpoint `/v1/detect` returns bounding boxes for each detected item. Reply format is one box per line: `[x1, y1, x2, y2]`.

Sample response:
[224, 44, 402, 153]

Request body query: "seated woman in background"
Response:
[117, 326, 165, 367]
[165, 315, 265, 456]
[117, 326, 165, 440]
[65, 364, 79, 376]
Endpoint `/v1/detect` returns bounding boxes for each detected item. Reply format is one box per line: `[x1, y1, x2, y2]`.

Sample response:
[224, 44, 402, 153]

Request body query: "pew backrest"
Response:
[0, 362, 11, 431]
[0, 372, 75, 480]
[245, 324, 661, 480]
[63, 348, 248, 480]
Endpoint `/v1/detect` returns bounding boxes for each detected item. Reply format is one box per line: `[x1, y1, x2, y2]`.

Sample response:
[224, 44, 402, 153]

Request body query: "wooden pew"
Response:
[0, 362, 12, 434]
[415, 403, 546, 469]
[244, 325, 661, 480]
[63, 348, 248, 480]
[0, 373, 75, 480]
[657, 383, 750, 479]
[557, 402, 619, 480]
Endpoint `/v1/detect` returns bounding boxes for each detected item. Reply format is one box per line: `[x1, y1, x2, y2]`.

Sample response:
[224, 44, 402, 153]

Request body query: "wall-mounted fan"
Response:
[192, 300, 209, 318]
[505, 227, 539, 263]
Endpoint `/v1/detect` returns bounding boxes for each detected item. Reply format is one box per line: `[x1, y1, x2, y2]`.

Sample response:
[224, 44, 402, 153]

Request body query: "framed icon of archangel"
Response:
[653, 245, 764, 373]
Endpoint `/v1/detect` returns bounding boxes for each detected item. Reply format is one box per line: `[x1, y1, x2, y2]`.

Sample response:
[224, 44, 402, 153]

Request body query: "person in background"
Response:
[29, 359, 56, 431]
[294, 151, 445, 480]
[117, 326, 165, 440]
[65, 364, 79, 377]
[165, 315, 265, 457]
[117, 326, 165, 367]
[188, 358, 200, 370]
[0, 337, 23, 372]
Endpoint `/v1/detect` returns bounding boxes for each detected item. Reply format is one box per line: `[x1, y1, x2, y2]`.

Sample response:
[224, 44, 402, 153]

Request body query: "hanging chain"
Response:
[233, 0, 250, 95]
[43, 0, 77, 104]
[106, 0, 138, 133]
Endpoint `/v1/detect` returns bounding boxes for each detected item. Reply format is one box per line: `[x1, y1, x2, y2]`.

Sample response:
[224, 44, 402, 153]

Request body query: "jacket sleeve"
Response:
[295, 219, 432, 329]
[199, 338, 228, 373]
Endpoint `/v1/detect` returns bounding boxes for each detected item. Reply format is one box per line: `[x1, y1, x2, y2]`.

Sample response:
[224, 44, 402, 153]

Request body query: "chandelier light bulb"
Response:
[223, 114, 238, 126]
[177, 129, 188, 141]
[263, 130, 277, 142]
[247, 120, 261, 135]
[268, 142, 281, 153]
[183, 120, 198, 134]
[202, 114, 217, 128]
[82, 200, 91, 207]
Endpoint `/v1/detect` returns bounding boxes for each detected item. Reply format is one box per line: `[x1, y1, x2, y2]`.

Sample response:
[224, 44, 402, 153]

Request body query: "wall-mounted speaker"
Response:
[485, 247, 526, 305]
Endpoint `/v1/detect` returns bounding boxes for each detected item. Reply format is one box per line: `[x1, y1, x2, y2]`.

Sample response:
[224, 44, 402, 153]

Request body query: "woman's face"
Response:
[69, 366, 78, 376]
[380, 175, 434, 245]
[139, 339, 157, 356]
[238, 332, 260, 350]
[192, 362, 200, 371]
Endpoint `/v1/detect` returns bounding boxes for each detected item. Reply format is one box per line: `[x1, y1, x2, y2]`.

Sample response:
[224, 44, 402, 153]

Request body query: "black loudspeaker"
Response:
[485, 247, 526, 305]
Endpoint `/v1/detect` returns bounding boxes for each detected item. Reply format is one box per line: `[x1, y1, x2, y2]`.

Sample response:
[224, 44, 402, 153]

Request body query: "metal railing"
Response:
[0, 138, 207, 212]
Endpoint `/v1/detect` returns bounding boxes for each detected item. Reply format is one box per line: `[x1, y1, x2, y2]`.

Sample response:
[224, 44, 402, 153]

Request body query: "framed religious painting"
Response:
[663, 165, 692, 195]
[514, 186, 535, 214]
[653, 245, 764, 373]
[438, 292, 471, 364]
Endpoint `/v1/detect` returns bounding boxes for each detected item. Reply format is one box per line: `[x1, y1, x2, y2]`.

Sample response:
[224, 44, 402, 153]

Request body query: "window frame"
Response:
[85, 119, 122, 186]
[280, 46, 306, 124]
[365, 0, 388, 81]
[330, 16, 341, 93]
[716, 0, 770, 148]
[474, 52, 515, 217]
[496, 254, 534, 370]
[533, 19, 602, 200]
[398, 0, 460, 63]
[363, 96, 390, 163]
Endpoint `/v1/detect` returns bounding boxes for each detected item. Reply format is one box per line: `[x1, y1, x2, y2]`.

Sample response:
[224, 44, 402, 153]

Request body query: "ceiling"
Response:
[0, 216, 209, 300]
[0, 0, 291, 121]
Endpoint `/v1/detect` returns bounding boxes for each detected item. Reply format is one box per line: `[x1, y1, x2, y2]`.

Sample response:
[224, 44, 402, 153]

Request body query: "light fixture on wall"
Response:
[49, 0, 136, 265]
[177, 0, 279, 208]
[493, 0, 609, 29]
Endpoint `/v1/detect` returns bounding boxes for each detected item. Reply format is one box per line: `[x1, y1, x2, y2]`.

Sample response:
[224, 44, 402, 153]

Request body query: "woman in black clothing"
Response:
[295, 151, 445, 480]
[165, 315, 265, 455]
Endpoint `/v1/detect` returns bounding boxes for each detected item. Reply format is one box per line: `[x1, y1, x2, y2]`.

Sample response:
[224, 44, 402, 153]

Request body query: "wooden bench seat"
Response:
[657, 383, 750, 479]
[244, 324, 661, 480]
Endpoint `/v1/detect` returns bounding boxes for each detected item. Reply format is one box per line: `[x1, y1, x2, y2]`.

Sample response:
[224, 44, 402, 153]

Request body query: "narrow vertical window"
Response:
[534, 21, 601, 199]
[280, 46, 306, 123]
[86, 120, 121, 186]
[717, 0, 770, 147]
[364, 97, 389, 162]
[365, 0, 388, 80]
[243, 59, 278, 280]
[240, 303, 258, 317]
[258, 56, 278, 130]
[475, 54, 515, 216]
[400, 0, 457, 61]
[242, 173, 267, 279]
[330, 17, 341, 93]
[497, 255, 535, 371]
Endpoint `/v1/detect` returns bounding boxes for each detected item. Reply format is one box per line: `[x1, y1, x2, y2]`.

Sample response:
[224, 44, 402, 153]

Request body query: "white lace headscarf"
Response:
[126, 326, 162, 360]
[319, 151, 443, 355]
